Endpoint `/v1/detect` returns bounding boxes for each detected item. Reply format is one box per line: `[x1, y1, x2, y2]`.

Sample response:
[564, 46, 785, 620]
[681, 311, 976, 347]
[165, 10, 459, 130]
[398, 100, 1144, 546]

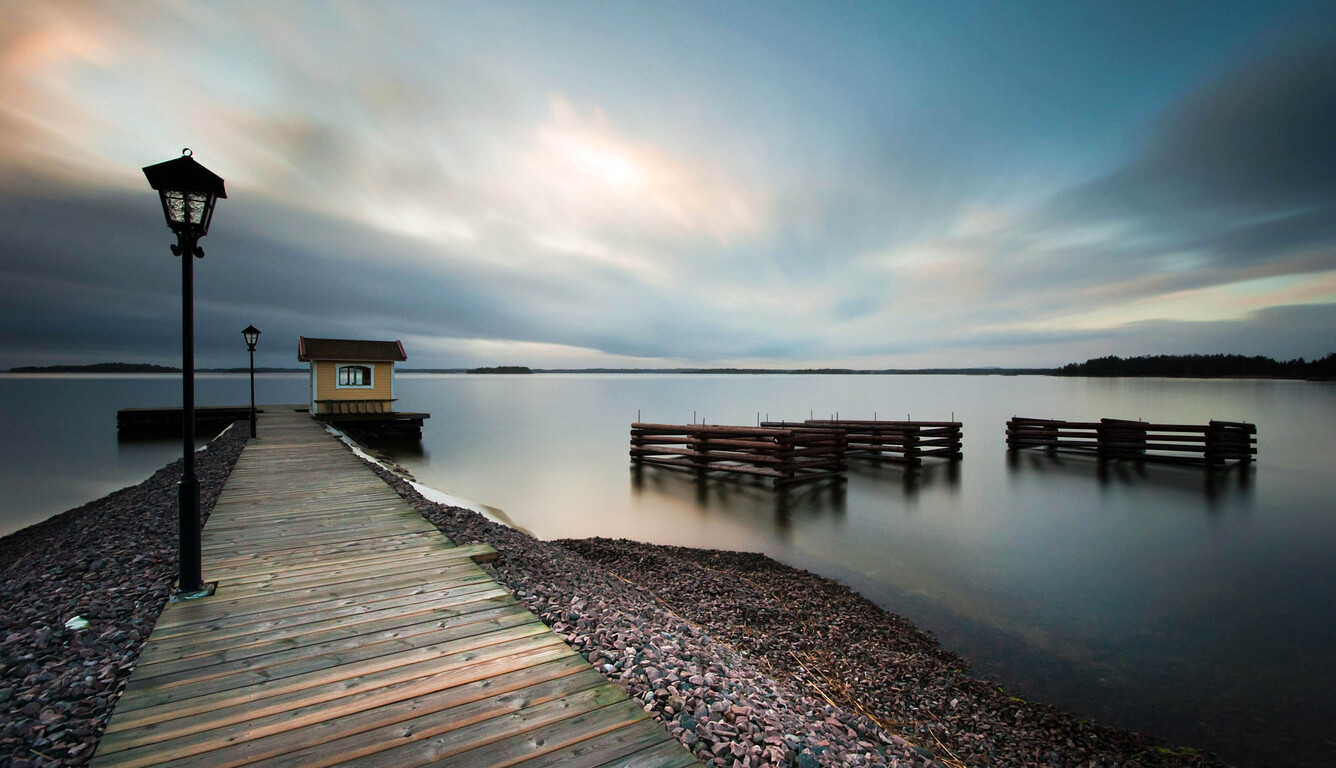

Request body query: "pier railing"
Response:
[630, 423, 847, 486]
[1006, 416, 1255, 466]
[763, 419, 963, 466]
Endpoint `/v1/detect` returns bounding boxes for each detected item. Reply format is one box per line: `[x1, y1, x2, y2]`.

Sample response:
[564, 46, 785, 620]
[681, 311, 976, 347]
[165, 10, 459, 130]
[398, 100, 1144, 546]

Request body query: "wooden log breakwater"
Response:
[630, 423, 847, 487]
[117, 406, 264, 437]
[763, 419, 963, 467]
[1006, 416, 1256, 467]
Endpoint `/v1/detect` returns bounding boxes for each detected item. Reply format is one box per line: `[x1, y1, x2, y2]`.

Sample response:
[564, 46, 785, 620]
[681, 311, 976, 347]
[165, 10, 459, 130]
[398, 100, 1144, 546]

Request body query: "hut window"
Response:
[337, 365, 373, 388]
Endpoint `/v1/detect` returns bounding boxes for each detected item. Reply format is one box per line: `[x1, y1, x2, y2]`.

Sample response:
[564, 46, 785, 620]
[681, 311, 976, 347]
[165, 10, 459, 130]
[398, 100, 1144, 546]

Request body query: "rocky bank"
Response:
[0, 423, 247, 767]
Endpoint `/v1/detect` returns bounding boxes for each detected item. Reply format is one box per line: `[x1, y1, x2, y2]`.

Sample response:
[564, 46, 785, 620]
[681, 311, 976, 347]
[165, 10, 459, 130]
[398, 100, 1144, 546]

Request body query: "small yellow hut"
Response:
[298, 337, 407, 416]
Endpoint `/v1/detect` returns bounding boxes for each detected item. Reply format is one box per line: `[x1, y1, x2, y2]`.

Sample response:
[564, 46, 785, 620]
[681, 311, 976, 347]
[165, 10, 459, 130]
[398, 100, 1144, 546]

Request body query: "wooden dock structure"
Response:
[1006, 416, 1256, 467]
[763, 419, 963, 466]
[315, 409, 431, 441]
[92, 410, 698, 768]
[629, 422, 847, 487]
[117, 406, 265, 438]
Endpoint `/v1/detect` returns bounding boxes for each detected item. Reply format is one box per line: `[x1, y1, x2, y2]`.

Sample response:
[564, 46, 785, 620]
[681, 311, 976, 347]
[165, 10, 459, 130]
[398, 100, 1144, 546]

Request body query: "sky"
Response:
[1, 1, 1334, 370]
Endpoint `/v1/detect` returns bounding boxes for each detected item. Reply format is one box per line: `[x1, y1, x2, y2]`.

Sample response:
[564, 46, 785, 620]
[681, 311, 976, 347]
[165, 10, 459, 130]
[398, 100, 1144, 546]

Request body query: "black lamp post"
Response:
[242, 325, 260, 438]
[143, 149, 226, 598]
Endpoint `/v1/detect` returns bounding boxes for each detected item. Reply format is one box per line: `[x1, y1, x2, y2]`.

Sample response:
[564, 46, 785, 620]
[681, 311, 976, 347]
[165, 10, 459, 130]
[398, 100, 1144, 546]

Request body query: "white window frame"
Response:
[335, 363, 375, 389]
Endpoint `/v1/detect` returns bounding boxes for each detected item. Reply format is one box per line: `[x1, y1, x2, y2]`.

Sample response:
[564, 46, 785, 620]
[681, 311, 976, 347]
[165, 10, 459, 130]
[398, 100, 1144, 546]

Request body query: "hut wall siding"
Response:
[313, 360, 394, 413]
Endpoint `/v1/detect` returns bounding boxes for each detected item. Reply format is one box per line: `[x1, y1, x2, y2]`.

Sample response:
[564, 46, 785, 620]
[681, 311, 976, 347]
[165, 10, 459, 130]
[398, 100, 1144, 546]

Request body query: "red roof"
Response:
[298, 337, 407, 362]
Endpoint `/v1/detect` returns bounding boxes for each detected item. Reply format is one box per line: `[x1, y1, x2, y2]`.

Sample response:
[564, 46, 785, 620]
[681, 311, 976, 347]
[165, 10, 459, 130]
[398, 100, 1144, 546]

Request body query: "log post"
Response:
[692, 428, 709, 477]
[1204, 422, 1220, 467]
[779, 432, 796, 486]
[905, 424, 921, 467]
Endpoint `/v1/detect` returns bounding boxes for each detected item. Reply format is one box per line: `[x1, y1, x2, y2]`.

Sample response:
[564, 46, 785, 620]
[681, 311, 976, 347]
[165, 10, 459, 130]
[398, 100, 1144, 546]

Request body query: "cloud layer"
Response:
[1, 1, 1333, 368]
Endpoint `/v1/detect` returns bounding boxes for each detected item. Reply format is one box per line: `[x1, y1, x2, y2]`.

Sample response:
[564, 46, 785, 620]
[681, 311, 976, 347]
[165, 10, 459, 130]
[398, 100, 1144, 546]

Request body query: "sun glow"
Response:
[558, 139, 645, 189]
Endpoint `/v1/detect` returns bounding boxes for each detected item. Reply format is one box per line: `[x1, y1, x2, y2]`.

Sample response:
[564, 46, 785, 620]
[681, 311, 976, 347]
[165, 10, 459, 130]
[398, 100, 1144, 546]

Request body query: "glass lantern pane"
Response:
[163, 190, 187, 224]
[186, 192, 208, 225]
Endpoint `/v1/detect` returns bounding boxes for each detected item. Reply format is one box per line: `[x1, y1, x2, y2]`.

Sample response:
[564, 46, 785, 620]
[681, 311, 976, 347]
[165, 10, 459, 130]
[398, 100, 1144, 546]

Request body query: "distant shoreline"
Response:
[6, 367, 1331, 380]
[8, 351, 1333, 379]
[5, 363, 306, 374]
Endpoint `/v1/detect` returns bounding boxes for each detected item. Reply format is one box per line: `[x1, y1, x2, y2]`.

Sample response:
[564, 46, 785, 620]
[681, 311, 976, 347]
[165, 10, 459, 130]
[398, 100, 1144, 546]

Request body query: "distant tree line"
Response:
[1056, 353, 1336, 379]
[465, 365, 533, 374]
[8, 362, 179, 373]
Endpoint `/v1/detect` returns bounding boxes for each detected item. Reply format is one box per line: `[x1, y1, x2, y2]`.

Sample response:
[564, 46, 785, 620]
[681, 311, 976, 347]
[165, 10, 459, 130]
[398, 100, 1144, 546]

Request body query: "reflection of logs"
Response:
[765, 419, 963, 467]
[1006, 416, 1255, 466]
[630, 423, 847, 487]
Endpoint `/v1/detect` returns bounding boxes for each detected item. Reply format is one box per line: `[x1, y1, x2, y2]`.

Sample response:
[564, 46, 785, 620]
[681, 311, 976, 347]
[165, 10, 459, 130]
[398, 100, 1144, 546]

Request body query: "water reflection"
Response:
[629, 456, 967, 534]
[845, 458, 961, 499]
[629, 464, 847, 535]
[364, 436, 428, 460]
[1005, 449, 1254, 503]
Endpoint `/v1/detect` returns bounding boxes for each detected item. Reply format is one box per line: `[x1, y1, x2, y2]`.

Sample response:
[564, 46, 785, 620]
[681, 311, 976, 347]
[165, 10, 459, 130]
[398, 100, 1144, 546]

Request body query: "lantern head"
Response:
[143, 149, 227, 240]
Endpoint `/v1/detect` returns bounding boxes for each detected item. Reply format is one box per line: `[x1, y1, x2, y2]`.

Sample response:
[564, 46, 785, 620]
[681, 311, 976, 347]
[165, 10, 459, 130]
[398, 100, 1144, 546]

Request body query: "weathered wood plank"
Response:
[127, 608, 540, 692]
[132, 603, 530, 680]
[134, 593, 519, 666]
[95, 662, 605, 767]
[106, 642, 583, 742]
[116, 622, 555, 713]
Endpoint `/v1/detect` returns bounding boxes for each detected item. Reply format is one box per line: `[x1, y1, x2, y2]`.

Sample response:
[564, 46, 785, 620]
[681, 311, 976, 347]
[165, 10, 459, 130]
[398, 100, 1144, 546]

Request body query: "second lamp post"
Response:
[243, 325, 260, 438]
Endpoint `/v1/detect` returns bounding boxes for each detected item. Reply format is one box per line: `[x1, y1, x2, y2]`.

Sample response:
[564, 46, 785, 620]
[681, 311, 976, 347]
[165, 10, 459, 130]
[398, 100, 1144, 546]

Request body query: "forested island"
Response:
[465, 365, 534, 374]
[1056, 353, 1336, 379]
[7, 363, 304, 373]
[8, 362, 179, 373]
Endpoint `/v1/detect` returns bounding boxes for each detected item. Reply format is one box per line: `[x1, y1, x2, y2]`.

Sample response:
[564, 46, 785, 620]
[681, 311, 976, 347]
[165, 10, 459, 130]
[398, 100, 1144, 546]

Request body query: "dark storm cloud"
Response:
[0, 190, 537, 366]
[1038, 34, 1336, 275]
[1146, 35, 1336, 209]
[0, 188, 806, 367]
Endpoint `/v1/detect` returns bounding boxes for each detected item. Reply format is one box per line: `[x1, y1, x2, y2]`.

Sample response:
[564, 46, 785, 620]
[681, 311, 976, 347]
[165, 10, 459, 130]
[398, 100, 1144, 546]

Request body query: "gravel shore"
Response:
[0, 423, 247, 768]
[559, 540, 1229, 768]
[365, 455, 1230, 768]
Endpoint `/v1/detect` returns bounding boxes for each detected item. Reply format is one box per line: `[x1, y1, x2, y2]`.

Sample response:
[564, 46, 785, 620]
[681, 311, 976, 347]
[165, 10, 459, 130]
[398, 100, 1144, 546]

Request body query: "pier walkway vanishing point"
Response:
[92, 410, 698, 768]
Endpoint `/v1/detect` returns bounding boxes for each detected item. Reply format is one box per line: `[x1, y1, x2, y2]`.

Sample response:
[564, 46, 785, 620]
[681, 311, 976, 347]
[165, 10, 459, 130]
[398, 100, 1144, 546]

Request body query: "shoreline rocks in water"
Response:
[0, 423, 247, 768]
[364, 458, 1230, 768]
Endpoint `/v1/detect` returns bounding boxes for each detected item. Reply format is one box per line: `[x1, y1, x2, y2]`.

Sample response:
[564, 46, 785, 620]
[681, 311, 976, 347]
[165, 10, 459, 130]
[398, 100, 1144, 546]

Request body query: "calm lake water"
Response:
[2, 372, 1333, 768]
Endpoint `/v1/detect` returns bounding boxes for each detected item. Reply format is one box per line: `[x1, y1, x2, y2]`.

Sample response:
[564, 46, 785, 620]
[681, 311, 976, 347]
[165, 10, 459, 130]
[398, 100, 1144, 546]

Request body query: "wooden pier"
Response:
[630, 423, 847, 487]
[1006, 416, 1256, 466]
[92, 410, 697, 768]
[763, 419, 963, 466]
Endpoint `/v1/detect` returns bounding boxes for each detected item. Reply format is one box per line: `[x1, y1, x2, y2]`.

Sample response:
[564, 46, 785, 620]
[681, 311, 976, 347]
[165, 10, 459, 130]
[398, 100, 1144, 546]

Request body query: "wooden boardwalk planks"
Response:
[92, 410, 698, 768]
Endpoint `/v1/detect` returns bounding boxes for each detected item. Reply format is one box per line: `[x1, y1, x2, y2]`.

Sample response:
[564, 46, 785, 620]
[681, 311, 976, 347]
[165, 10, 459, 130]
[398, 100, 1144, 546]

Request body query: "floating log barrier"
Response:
[118, 403, 429, 441]
[117, 405, 263, 437]
[762, 419, 963, 467]
[630, 422, 847, 487]
[1006, 416, 1256, 466]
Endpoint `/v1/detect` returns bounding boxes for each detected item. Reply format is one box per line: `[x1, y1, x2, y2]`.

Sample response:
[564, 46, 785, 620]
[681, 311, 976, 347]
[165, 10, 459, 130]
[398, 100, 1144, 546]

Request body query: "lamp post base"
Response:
[177, 477, 204, 594]
[170, 582, 217, 602]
